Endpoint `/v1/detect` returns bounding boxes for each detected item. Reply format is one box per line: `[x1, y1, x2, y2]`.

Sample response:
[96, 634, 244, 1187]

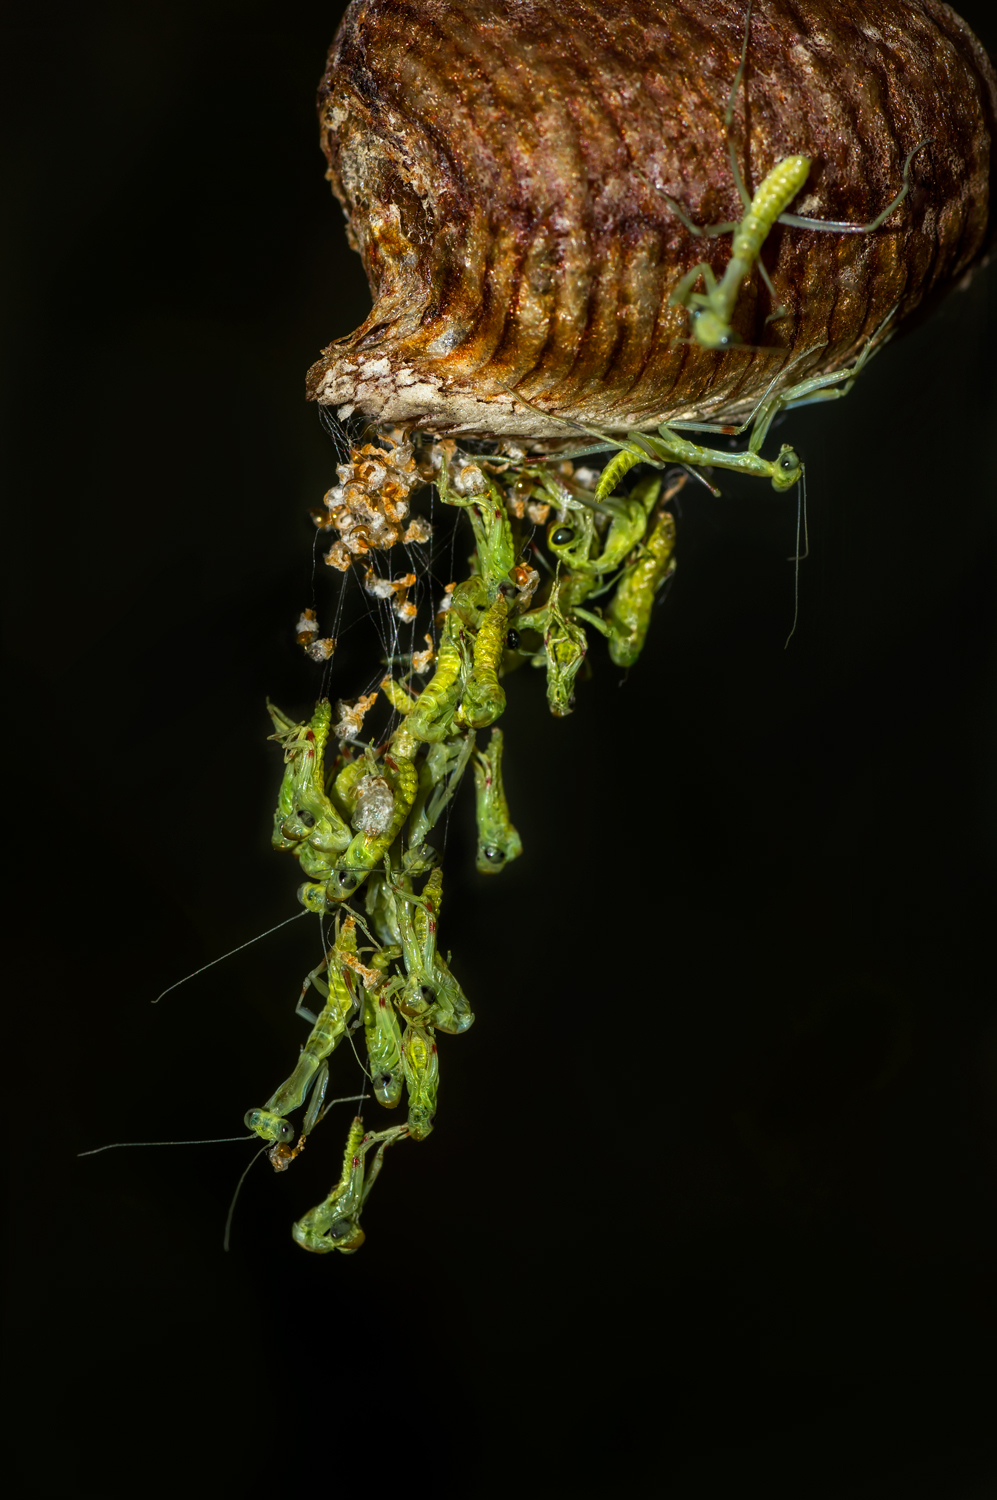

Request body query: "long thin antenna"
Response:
[78, 1134, 255, 1157]
[223, 1146, 270, 1253]
[152, 909, 310, 1003]
[784, 469, 809, 648]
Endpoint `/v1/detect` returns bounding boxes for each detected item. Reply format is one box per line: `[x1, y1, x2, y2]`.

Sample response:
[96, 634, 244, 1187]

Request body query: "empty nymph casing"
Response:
[307, 0, 996, 441]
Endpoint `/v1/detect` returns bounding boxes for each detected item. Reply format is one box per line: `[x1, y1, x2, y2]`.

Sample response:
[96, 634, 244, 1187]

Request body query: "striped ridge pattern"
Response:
[307, 0, 996, 440]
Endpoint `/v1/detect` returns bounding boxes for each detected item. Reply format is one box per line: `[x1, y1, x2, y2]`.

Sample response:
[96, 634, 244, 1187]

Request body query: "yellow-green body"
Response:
[473, 728, 522, 874]
[244, 925, 361, 1145]
[363, 983, 405, 1108]
[543, 580, 588, 717]
[606, 509, 677, 668]
[457, 591, 509, 729]
[386, 866, 473, 1035]
[401, 1022, 439, 1140]
[325, 753, 419, 902]
[268, 699, 352, 857]
[406, 612, 465, 743]
[671, 155, 810, 350]
[291, 1118, 407, 1254]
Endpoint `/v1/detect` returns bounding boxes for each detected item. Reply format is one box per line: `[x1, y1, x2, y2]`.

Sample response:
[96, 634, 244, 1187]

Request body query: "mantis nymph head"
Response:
[244, 1107, 295, 1145]
[406, 1105, 436, 1141]
[326, 866, 362, 901]
[691, 306, 738, 350]
[280, 807, 316, 840]
[546, 513, 594, 568]
[292, 1216, 365, 1254]
[771, 444, 802, 492]
[297, 881, 330, 915]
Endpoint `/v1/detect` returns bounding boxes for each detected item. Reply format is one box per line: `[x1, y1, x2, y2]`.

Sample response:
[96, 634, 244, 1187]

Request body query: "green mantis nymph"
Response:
[383, 862, 473, 1035]
[400, 1021, 439, 1141]
[267, 698, 352, 865]
[435, 459, 517, 595]
[455, 587, 511, 730]
[405, 733, 475, 855]
[503, 382, 800, 504]
[603, 503, 678, 668]
[291, 1115, 409, 1254]
[403, 609, 466, 744]
[363, 964, 406, 1108]
[664, 0, 930, 350]
[244, 918, 362, 1148]
[541, 575, 589, 718]
[323, 749, 419, 902]
[473, 728, 522, 873]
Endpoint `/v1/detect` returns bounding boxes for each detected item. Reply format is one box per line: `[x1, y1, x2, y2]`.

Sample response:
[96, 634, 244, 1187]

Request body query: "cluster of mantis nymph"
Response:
[81, 0, 925, 1254]
[235, 444, 687, 1253]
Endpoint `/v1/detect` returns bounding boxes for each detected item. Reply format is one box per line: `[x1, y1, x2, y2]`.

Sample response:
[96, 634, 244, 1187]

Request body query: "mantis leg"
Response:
[747, 308, 898, 451]
[668, 260, 719, 310]
[266, 1060, 330, 1170]
[777, 140, 931, 234]
[406, 732, 474, 852]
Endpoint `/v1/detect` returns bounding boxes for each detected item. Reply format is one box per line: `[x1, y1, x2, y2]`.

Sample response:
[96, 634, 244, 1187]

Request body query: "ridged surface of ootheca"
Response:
[307, 0, 996, 440]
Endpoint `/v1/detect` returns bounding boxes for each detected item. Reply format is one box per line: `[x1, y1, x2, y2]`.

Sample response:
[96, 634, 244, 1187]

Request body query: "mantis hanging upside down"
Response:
[292, 1115, 410, 1254]
[244, 915, 364, 1152]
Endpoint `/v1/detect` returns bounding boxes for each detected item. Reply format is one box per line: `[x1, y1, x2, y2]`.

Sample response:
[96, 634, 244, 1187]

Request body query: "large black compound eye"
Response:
[335, 870, 359, 892]
[276, 1119, 294, 1143]
[780, 450, 799, 472]
[328, 1218, 352, 1241]
[482, 845, 505, 864]
[550, 526, 575, 547]
[418, 985, 435, 1006]
[295, 808, 316, 828]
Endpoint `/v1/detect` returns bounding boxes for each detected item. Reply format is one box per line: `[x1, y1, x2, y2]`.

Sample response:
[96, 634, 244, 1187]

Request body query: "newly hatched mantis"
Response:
[663, 0, 930, 350]
[291, 1115, 409, 1253]
[473, 727, 522, 874]
[244, 914, 364, 1149]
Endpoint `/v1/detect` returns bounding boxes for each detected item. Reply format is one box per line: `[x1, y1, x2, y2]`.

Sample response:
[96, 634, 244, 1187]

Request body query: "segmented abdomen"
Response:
[458, 592, 509, 728]
[407, 614, 464, 741]
[596, 446, 647, 502]
[607, 510, 677, 668]
[732, 155, 811, 262]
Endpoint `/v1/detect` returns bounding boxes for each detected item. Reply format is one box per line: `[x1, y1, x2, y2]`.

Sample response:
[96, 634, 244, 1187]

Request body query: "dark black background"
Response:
[4, 3, 996, 1495]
